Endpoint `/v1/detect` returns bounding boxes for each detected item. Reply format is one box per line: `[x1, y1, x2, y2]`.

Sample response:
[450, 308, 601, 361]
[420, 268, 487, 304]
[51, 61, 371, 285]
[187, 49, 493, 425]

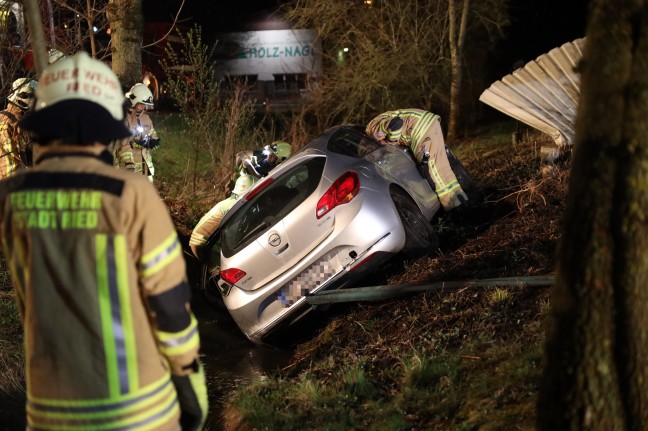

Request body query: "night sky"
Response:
[142, 0, 283, 32]
[503, 0, 589, 64]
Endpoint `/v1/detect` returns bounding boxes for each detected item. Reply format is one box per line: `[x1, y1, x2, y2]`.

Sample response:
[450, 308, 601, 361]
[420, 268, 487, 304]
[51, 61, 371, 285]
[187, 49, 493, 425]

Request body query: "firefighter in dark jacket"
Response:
[0, 52, 207, 430]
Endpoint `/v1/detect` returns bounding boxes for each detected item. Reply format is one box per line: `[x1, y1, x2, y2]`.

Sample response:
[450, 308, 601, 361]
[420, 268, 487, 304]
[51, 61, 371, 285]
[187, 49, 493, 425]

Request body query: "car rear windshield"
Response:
[220, 156, 326, 257]
[326, 127, 382, 158]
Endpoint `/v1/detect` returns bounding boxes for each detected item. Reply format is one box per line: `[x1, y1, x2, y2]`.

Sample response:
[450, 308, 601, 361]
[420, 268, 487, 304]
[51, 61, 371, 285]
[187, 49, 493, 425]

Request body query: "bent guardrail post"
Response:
[306, 275, 555, 305]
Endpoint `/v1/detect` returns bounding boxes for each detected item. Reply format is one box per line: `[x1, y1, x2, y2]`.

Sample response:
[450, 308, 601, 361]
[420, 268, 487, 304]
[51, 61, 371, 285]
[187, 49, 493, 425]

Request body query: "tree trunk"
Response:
[23, 0, 48, 75]
[106, 0, 143, 90]
[538, 0, 648, 429]
[446, 0, 469, 145]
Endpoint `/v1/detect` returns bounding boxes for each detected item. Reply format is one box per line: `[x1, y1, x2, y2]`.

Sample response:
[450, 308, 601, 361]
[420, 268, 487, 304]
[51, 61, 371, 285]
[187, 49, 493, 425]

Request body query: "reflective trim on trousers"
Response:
[27, 374, 179, 431]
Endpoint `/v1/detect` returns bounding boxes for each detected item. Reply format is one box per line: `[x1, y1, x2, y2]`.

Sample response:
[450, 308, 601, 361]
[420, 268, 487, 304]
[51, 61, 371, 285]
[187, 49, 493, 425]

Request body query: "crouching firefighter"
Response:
[366, 109, 472, 212]
[0, 52, 208, 430]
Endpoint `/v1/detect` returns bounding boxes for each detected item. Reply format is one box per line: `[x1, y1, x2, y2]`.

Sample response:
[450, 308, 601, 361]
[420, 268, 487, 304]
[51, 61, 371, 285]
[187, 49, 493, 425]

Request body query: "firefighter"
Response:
[235, 140, 292, 178]
[366, 109, 469, 212]
[114, 83, 160, 181]
[0, 78, 38, 178]
[0, 52, 207, 430]
[190, 174, 257, 258]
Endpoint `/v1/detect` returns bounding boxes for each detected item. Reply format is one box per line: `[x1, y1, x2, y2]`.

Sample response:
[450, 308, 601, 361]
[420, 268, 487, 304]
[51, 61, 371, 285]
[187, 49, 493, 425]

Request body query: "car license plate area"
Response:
[277, 255, 337, 307]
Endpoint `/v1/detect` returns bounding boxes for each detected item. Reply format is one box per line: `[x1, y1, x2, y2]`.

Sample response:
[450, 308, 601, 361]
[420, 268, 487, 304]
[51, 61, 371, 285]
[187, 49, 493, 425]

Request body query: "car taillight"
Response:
[316, 171, 360, 219]
[220, 268, 246, 284]
[245, 178, 274, 201]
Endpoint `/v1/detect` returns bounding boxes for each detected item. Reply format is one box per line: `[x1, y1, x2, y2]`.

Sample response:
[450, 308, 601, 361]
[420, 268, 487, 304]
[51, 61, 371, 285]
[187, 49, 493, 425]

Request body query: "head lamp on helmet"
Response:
[126, 83, 154, 108]
[8, 78, 38, 111]
[19, 51, 130, 145]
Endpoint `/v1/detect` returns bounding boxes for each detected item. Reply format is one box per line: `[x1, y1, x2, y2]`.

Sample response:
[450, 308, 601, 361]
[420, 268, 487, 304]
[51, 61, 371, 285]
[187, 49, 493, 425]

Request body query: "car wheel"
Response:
[391, 190, 439, 257]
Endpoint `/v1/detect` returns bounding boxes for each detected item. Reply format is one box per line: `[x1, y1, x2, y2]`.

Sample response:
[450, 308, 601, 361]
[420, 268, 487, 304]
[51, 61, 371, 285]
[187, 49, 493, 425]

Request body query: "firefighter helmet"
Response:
[19, 51, 131, 144]
[387, 117, 403, 131]
[126, 83, 154, 108]
[232, 174, 257, 196]
[7, 78, 38, 110]
[270, 141, 291, 161]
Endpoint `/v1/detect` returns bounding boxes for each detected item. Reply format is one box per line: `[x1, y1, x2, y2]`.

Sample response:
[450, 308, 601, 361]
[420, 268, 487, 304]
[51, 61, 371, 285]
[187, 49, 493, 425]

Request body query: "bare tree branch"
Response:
[142, 0, 185, 49]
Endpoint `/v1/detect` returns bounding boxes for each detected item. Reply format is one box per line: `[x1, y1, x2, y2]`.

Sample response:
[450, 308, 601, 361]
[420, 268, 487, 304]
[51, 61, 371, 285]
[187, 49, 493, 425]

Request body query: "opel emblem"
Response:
[268, 233, 282, 247]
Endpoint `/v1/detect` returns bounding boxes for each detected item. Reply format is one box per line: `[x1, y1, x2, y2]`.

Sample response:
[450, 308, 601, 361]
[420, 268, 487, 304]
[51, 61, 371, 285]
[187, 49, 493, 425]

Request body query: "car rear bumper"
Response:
[222, 223, 402, 343]
[243, 249, 395, 344]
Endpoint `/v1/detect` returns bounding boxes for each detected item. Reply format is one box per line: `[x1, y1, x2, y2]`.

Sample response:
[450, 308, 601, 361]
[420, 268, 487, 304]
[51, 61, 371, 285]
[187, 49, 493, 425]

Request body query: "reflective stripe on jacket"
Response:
[366, 108, 438, 158]
[189, 196, 237, 257]
[0, 145, 200, 430]
[0, 109, 27, 179]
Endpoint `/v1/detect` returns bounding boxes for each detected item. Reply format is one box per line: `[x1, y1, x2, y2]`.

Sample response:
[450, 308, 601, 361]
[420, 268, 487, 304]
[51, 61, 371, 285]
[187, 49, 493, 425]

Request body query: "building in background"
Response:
[214, 29, 321, 112]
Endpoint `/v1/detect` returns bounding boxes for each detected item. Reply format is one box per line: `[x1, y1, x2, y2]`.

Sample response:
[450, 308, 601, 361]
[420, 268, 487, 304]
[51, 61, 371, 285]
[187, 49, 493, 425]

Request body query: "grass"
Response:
[0, 258, 26, 424]
[149, 111, 228, 235]
[149, 111, 215, 197]
[149, 111, 194, 181]
[224, 301, 546, 431]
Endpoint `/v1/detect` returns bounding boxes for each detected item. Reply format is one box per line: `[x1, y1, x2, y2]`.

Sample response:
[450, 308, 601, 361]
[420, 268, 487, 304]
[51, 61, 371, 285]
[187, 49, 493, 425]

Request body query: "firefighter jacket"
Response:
[366, 109, 468, 211]
[190, 195, 237, 258]
[115, 110, 159, 177]
[0, 144, 207, 430]
[0, 106, 31, 179]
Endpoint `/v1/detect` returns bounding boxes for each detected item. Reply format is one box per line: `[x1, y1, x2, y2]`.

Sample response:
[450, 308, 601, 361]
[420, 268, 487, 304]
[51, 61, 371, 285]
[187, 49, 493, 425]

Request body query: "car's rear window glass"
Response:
[327, 128, 381, 157]
[220, 157, 326, 257]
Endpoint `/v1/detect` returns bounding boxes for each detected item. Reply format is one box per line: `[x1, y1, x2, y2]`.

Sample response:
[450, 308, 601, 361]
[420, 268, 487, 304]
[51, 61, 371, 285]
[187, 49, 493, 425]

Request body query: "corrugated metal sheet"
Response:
[479, 38, 586, 148]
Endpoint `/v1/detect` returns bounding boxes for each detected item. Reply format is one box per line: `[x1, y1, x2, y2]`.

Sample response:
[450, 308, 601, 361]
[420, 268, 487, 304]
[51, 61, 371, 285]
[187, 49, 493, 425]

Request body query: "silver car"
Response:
[201, 125, 444, 344]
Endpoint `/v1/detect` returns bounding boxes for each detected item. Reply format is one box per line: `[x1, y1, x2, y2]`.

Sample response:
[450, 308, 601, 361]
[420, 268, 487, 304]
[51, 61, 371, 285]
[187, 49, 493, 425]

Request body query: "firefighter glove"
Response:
[171, 360, 208, 431]
[133, 136, 161, 150]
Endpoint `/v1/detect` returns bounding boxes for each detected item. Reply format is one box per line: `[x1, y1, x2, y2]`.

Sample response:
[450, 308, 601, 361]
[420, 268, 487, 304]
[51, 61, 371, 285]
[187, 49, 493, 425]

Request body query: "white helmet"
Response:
[47, 48, 65, 64]
[8, 78, 38, 110]
[125, 83, 154, 108]
[20, 51, 130, 144]
[232, 174, 257, 196]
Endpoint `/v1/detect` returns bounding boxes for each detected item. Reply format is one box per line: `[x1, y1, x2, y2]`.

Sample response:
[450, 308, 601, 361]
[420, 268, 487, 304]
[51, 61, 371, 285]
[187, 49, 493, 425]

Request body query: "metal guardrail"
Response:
[306, 275, 555, 305]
